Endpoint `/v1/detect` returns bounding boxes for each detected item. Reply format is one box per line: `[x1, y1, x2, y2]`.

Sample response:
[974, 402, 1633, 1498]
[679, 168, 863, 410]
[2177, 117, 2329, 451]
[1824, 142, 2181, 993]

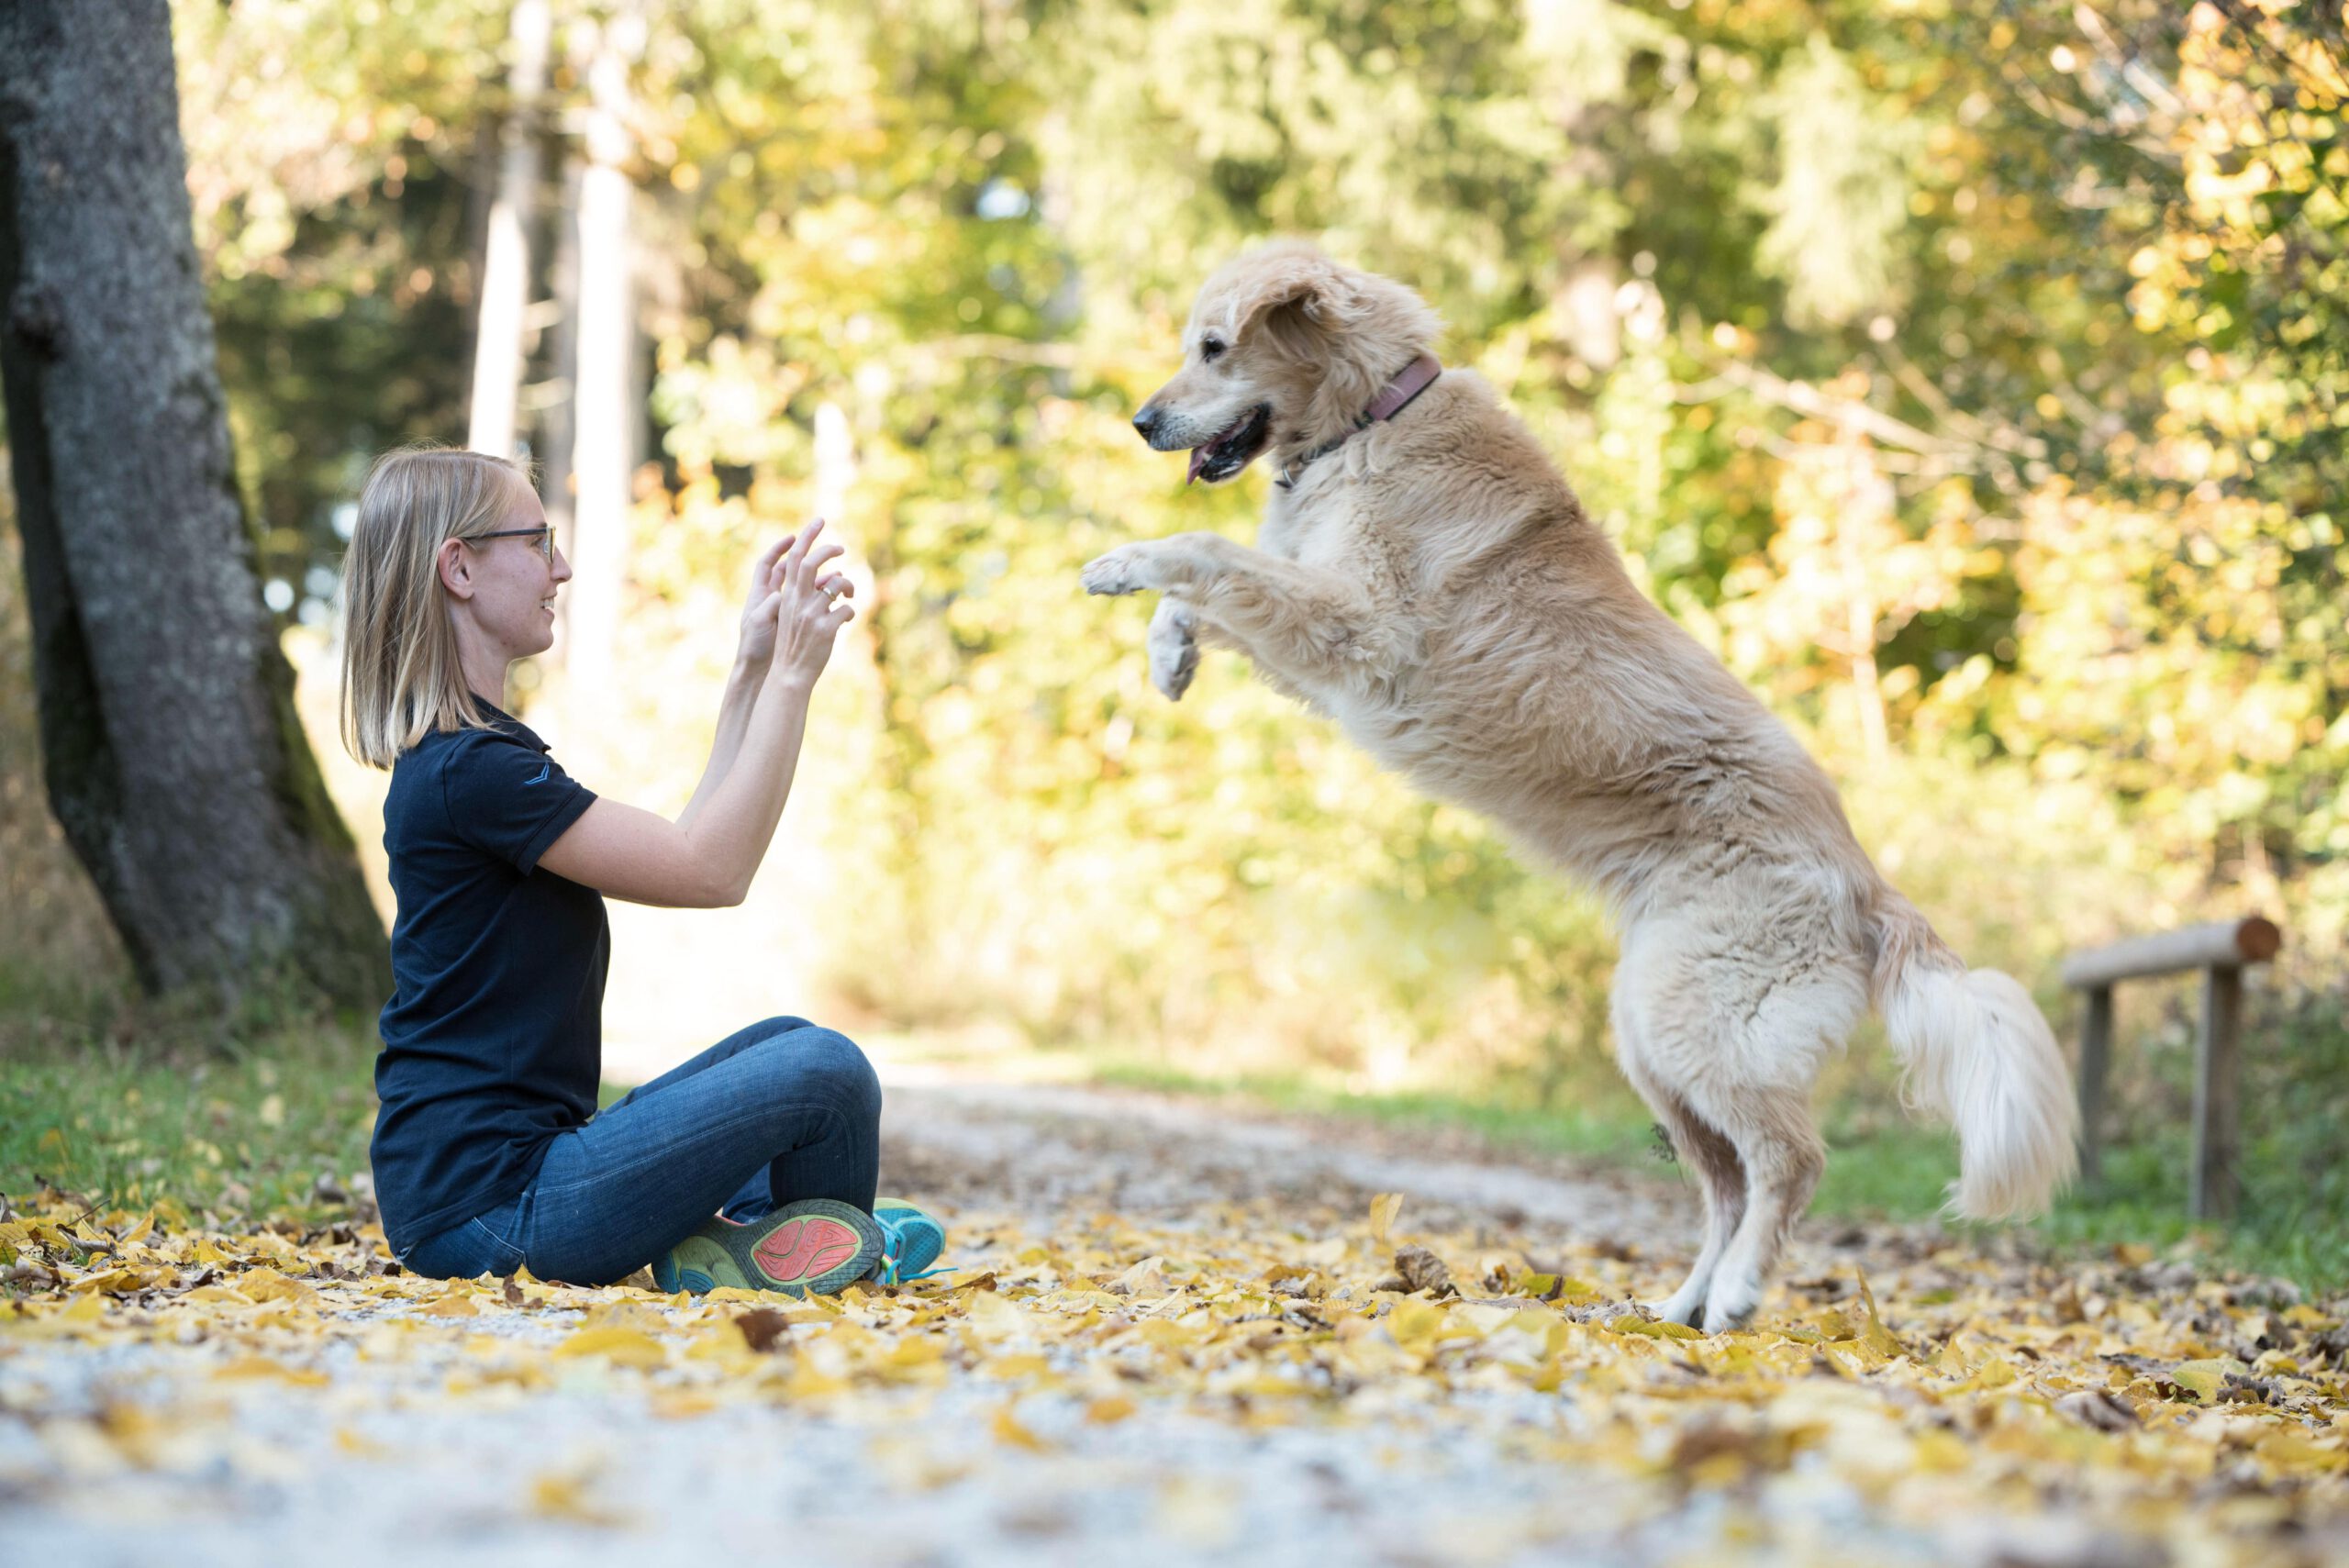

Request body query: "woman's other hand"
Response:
[733, 534, 793, 672]
[771, 517, 855, 689]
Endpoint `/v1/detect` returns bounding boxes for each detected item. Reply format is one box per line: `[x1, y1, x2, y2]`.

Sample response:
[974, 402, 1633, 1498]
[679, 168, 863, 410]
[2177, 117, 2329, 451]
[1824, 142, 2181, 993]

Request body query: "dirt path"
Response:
[4, 1081, 2343, 1567]
[885, 1080, 1691, 1236]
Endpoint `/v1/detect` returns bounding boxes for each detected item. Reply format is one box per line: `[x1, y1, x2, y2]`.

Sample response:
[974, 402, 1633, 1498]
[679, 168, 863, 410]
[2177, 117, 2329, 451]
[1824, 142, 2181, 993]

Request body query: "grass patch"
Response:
[0, 975, 659, 1229]
[1090, 1059, 2349, 1293]
[0, 1013, 381, 1226]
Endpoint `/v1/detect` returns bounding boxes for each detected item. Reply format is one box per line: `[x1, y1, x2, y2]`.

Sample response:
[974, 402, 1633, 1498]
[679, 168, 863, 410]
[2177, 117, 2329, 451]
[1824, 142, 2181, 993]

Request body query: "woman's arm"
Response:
[679, 534, 854, 833]
[538, 522, 855, 906]
[675, 660, 762, 835]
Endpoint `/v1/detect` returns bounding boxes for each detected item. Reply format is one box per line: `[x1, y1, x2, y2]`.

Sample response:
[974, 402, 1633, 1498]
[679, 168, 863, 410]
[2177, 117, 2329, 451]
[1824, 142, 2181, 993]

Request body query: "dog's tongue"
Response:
[1186, 444, 1210, 485]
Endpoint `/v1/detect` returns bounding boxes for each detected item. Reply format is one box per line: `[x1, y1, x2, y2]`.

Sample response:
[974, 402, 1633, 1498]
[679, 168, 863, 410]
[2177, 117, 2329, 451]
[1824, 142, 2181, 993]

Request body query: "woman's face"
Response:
[447, 486, 572, 663]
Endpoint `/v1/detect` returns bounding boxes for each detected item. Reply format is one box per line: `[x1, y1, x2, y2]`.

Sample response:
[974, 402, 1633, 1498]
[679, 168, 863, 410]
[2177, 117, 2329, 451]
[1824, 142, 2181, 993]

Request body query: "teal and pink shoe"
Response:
[651, 1197, 951, 1296]
[874, 1196, 948, 1285]
[651, 1198, 884, 1298]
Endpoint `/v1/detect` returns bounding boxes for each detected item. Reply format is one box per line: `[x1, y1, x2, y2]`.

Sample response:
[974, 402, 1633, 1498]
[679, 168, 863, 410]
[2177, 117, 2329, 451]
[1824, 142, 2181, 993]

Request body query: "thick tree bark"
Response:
[0, 1, 388, 1012]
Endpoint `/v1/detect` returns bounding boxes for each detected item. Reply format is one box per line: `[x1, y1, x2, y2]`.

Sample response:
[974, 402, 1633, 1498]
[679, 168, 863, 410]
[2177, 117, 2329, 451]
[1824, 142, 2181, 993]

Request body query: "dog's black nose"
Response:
[1131, 406, 1161, 441]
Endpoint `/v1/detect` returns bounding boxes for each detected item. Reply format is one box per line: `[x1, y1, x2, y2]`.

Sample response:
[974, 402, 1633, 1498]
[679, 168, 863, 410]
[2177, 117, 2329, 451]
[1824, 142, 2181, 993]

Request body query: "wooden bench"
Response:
[2061, 916, 2282, 1221]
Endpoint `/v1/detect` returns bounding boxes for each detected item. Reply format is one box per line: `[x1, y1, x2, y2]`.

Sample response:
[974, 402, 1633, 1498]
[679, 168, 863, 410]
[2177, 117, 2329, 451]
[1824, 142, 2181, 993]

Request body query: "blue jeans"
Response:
[401, 1016, 881, 1285]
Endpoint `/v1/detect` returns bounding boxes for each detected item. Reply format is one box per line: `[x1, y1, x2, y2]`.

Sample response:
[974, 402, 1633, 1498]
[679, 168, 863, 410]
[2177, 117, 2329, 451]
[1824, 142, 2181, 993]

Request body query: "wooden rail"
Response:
[2061, 916, 2281, 1222]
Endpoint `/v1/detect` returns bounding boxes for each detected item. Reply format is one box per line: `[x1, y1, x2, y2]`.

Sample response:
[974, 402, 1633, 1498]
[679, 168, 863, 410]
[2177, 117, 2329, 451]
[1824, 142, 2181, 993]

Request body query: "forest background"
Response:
[3, 0, 2343, 1280]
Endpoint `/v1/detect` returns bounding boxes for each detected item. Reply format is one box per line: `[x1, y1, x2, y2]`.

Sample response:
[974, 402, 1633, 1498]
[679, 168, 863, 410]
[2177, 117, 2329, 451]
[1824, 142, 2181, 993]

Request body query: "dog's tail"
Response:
[1871, 889, 2077, 1221]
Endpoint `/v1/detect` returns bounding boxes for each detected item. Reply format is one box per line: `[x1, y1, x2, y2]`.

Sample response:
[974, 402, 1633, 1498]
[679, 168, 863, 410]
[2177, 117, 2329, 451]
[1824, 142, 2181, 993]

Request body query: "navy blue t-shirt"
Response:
[371, 704, 607, 1254]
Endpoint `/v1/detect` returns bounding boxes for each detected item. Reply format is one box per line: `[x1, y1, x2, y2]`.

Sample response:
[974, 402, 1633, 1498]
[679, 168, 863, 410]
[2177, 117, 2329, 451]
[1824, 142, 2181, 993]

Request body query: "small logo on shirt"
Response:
[523, 761, 551, 784]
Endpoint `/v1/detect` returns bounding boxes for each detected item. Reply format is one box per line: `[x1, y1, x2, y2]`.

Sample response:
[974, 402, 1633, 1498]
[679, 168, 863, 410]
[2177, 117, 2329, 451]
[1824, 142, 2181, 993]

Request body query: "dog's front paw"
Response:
[1148, 598, 1199, 701]
[1081, 543, 1158, 597]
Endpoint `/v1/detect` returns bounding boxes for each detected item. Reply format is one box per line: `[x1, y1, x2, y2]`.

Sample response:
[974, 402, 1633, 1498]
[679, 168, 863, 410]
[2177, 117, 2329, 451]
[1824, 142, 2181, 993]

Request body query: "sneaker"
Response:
[651, 1198, 884, 1298]
[872, 1196, 948, 1285]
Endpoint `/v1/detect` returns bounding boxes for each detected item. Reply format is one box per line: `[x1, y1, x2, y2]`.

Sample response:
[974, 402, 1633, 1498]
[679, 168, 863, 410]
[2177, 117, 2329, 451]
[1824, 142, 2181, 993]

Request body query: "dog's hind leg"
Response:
[1625, 939, 1756, 1333]
[1643, 1092, 1747, 1329]
[1615, 995, 1748, 1328]
[1627, 917, 1861, 1334]
[1686, 1083, 1826, 1334]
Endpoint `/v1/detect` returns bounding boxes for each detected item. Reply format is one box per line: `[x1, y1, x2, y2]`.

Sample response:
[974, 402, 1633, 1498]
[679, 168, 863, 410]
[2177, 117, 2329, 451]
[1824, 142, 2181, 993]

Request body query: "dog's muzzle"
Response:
[1142, 403, 1273, 484]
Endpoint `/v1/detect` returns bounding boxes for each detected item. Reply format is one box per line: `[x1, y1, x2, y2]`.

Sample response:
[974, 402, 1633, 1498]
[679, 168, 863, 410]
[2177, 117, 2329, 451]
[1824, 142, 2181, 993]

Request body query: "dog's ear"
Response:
[1233, 250, 1353, 340]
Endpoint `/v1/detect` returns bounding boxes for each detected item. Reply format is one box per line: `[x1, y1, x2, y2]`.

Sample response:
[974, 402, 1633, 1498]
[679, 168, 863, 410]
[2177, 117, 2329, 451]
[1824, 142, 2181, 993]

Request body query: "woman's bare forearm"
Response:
[674, 664, 817, 903]
[677, 657, 766, 833]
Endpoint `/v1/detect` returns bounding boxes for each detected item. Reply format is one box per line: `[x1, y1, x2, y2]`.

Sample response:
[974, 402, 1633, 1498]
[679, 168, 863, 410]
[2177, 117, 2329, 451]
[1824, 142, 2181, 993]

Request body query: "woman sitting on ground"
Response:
[339, 443, 941, 1296]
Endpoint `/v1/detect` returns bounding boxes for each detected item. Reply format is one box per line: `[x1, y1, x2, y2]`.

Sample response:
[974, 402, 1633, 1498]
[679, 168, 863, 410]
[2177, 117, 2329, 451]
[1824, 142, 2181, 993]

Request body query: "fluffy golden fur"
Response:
[1085, 241, 2076, 1329]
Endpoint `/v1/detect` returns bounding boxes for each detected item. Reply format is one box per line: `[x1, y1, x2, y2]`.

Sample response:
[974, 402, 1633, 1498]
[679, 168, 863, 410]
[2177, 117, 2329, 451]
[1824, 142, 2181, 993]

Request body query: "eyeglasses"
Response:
[465, 526, 554, 562]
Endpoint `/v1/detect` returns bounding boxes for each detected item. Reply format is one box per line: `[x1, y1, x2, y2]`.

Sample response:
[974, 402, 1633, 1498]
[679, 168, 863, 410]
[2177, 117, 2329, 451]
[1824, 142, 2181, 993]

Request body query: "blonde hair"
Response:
[339, 444, 539, 769]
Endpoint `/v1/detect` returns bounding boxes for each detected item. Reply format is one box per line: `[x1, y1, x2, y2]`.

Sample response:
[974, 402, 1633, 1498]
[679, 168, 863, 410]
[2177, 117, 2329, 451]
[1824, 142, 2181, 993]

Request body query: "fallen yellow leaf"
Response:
[991, 1401, 1052, 1451]
[1612, 1315, 1704, 1341]
[551, 1325, 670, 1366]
[1112, 1255, 1173, 1296]
[213, 1355, 329, 1386]
[1853, 1273, 1911, 1358]
[963, 1290, 1027, 1336]
[529, 1471, 631, 1527]
[2166, 1358, 2239, 1403]
[235, 1269, 319, 1307]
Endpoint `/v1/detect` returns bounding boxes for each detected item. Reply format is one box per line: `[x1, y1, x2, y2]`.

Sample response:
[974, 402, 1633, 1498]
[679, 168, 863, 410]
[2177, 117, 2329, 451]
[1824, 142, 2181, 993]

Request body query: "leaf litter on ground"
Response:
[4, 1157, 2347, 1564]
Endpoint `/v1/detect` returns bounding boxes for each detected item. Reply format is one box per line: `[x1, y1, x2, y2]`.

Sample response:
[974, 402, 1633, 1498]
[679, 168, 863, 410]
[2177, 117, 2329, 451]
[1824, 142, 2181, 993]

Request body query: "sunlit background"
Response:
[3, 0, 2343, 1254]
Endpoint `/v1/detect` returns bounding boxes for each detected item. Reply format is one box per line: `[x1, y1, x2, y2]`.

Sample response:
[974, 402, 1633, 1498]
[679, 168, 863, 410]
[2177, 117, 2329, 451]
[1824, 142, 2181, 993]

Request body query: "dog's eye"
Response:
[1199, 338, 1225, 362]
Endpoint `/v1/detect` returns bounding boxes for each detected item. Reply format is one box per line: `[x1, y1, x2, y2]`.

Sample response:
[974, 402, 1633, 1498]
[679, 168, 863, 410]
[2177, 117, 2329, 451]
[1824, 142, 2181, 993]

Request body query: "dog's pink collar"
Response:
[1275, 352, 1442, 491]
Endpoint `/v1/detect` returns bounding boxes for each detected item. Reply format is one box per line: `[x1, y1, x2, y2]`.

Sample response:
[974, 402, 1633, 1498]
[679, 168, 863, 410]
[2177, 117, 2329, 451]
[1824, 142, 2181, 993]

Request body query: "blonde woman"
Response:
[340, 445, 942, 1295]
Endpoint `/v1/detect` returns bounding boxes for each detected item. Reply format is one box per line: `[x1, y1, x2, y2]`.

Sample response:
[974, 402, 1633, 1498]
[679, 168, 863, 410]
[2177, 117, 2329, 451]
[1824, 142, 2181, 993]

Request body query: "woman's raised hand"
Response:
[734, 534, 794, 671]
[770, 517, 856, 689]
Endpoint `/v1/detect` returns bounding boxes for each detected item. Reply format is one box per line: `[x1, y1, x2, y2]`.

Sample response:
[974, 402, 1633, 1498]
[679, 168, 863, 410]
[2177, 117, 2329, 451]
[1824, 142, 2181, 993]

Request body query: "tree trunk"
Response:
[539, 148, 584, 668]
[0, 0, 388, 1013]
[1835, 419, 1891, 766]
[562, 9, 640, 700]
[465, 0, 551, 461]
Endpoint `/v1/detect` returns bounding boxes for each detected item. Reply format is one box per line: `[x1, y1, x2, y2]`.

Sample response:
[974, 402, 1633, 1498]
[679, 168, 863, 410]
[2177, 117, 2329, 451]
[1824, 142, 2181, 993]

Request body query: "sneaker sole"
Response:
[656, 1199, 883, 1299]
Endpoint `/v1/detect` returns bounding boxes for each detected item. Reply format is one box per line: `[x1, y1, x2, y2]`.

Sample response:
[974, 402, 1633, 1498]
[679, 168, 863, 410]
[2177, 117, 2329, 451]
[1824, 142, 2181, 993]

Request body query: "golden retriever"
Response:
[1082, 241, 2076, 1330]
